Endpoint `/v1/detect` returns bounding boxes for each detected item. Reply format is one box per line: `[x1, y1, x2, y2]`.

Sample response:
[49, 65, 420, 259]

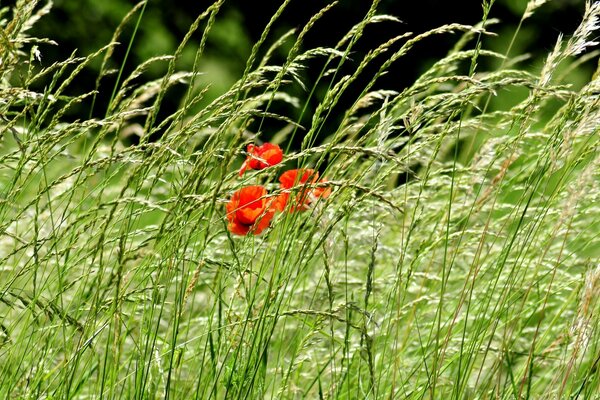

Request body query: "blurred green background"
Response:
[20, 0, 594, 145]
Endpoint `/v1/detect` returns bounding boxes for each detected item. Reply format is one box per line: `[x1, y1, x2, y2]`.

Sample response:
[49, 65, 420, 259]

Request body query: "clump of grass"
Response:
[0, 0, 598, 398]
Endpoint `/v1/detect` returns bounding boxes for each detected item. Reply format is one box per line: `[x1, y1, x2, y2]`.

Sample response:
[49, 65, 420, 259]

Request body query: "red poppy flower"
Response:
[226, 186, 276, 235]
[277, 169, 331, 212]
[239, 143, 283, 176]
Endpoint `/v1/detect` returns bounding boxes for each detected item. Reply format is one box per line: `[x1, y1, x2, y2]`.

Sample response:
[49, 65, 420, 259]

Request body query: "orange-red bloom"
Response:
[277, 169, 331, 212]
[226, 186, 276, 235]
[239, 143, 283, 176]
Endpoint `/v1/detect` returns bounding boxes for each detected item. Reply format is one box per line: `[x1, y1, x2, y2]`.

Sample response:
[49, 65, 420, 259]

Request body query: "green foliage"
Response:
[0, 0, 599, 399]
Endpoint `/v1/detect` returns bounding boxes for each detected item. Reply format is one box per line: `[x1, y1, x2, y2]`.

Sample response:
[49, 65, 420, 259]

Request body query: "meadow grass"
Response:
[0, 0, 599, 398]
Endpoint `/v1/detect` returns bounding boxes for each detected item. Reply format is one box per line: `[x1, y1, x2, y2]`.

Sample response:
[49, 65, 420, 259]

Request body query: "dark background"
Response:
[22, 0, 591, 145]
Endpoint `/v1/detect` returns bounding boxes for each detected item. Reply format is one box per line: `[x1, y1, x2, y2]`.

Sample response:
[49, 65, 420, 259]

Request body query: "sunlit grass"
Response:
[0, 0, 599, 399]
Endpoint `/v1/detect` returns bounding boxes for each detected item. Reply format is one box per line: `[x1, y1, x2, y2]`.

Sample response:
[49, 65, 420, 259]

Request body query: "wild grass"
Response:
[0, 0, 599, 398]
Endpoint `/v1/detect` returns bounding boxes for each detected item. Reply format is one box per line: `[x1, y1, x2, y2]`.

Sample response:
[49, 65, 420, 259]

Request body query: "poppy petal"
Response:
[239, 143, 283, 175]
[238, 160, 249, 176]
[313, 179, 332, 199]
[228, 219, 250, 235]
[250, 208, 275, 234]
[226, 185, 276, 236]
